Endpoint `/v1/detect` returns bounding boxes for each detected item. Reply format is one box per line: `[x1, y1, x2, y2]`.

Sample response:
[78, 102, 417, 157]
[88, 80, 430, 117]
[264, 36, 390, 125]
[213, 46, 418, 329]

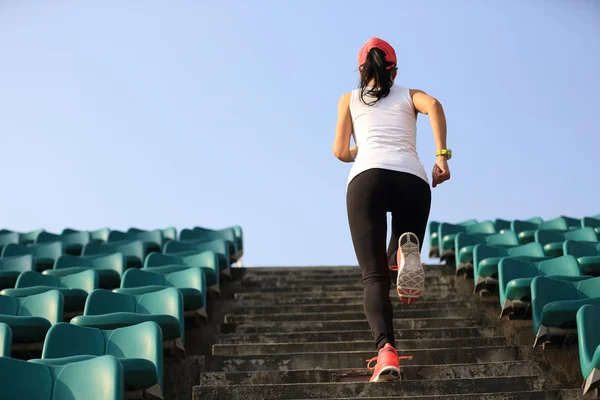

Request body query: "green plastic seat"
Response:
[164, 239, 231, 276]
[71, 288, 184, 354]
[0, 255, 34, 289]
[18, 229, 44, 245]
[162, 227, 177, 241]
[0, 322, 11, 357]
[541, 227, 598, 258]
[29, 321, 162, 396]
[0, 232, 19, 253]
[582, 217, 600, 237]
[564, 240, 600, 276]
[454, 230, 518, 274]
[473, 242, 547, 292]
[498, 255, 589, 318]
[83, 241, 144, 269]
[577, 305, 600, 394]
[427, 221, 440, 258]
[494, 219, 512, 231]
[180, 227, 240, 263]
[438, 220, 495, 264]
[532, 276, 600, 347]
[45, 253, 125, 289]
[1, 270, 98, 311]
[518, 217, 569, 244]
[115, 267, 207, 321]
[144, 251, 220, 289]
[0, 290, 63, 342]
[2, 242, 64, 272]
[37, 231, 91, 256]
[0, 354, 123, 400]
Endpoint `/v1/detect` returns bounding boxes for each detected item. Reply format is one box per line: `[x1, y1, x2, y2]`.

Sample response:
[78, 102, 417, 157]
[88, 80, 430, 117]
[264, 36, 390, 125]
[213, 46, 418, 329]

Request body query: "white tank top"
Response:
[347, 84, 429, 187]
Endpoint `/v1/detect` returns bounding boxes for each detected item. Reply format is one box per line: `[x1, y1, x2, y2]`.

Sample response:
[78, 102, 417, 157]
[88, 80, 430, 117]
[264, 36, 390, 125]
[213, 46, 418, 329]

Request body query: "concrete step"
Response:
[224, 308, 485, 323]
[212, 337, 507, 356]
[232, 283, 456, 293]
[238, 265, 451, 275]
[229, 295, 494, 307]
[228, 301, 478, 315]
[193, 375, 543, 399]
[239, 275, 455, 286]
[199, 360, 533, 385]
[220, 317, 495, 334]
[233, 289, 465, 300]
[217, 327, 497, 344]
[289, 390, 583, 400]
[204, 345, 524, 371]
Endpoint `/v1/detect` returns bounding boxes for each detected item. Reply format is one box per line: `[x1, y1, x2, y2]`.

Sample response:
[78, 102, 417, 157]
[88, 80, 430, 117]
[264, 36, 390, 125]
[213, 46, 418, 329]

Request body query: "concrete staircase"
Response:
[193, 265, 583, 399]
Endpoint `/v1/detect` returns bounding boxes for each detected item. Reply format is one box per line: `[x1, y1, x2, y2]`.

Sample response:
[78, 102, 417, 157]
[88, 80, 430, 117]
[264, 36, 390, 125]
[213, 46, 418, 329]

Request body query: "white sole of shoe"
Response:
[371, 365, 400, 382]
[397, 232, 424, 304]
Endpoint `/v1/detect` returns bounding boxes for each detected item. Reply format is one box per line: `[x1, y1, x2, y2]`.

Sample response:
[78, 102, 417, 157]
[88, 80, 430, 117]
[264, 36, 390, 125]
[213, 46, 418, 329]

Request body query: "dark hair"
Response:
[359, 47, 395, 106]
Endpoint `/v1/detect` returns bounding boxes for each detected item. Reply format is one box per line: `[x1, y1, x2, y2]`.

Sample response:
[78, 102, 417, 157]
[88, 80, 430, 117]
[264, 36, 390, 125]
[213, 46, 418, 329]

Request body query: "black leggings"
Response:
[346, 168, 431, 350]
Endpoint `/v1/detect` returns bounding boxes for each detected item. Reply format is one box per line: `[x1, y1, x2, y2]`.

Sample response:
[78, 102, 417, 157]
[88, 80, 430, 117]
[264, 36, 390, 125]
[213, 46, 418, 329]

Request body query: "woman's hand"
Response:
[432, 156, 450, 188]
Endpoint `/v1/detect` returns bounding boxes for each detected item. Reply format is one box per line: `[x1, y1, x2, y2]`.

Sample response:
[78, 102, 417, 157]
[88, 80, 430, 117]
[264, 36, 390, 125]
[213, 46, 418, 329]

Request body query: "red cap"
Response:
[358, 37, 397, 70]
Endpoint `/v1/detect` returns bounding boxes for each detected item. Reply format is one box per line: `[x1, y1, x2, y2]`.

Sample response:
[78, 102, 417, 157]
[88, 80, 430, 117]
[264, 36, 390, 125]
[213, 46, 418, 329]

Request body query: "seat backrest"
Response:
[577, 305, 600, 377]
[60, 269, 98, 293]
[0, 254, 34, 273]
[105, 321, 163, 389]
[582, 217, 600, 229]
[0, 356, 53, 399]
[494, 219, 512, 231]
[163, 240, 197, 254]
[562, 216, 582, 229]
[36, 232, 61, 243]
[437, 223, 467, 246]
[563, 239, 598, 258]
[107, 230, 128, 242]
[538, 255, 582, 277]
[82, 242, 112, 256]
[508, 242, 545, 257]
[91, 253, 126, 277]
[16, 271, 59, 288]
[466, 220, 496, 234]
[135, 288, 184, 340]
[455, 232, 485, 250]
[90, 228, 110, 243]
[54, 254, 95, 269]
[162, 227, 177, 241]
[84, 290, 136, 315]
[62, 231, 91, 247]
[120, 269, 165, 288]
[113, 240, 144, 260]
[181, 228, 235, 243]
[565, 227, 598, 243]
[1, 243, 34, 258]
[180, 251, 219, 271]
[577, 277, 600, 299]
[19, 229, 44, 245]
[511, 220, 540, 234]
[17, 290, 63, 324]
[532, 276, 578, 310]
[0, 322, 11, 357]
[127, 229, 163, 248]
[540, 217, 569, 231]
[534, 229, 565, 245]
[42, 322, 105, 359]
[191, 239, 229, 257]
[486, 230, 519, 246]
[0, 232, 19, 247]
[34, 242, 64, 260]
[0, 294, 19, 315]
[52, 355, 124, 400]
[144, 252, 181, 268]
[165, 267, 205, 292]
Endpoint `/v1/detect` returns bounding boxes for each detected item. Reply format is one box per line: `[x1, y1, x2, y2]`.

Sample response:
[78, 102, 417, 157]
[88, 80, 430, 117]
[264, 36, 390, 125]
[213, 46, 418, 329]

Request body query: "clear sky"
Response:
[1, 1, 598, 266]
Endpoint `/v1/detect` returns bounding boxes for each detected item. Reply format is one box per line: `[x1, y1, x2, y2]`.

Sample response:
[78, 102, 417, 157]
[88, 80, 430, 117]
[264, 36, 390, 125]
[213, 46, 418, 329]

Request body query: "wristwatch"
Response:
[436, 149, 452, 159]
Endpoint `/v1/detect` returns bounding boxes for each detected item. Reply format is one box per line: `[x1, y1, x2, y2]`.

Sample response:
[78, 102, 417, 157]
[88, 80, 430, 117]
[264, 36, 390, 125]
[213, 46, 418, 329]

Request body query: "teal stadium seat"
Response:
[164, 239, 231, 277]
[0, 255, 34, 289]
[180, 226, 243, 264]
[71, 288, 185, 356]
[0, 355, 123, 400]
[517, 217, 571, 244]
[577, 305, 600, 394]
[143, 251, 220, 293]
[108, 230, 163, 256]
[30, 321, 163, 398]
[1, 270, 98, 311]
[45, 253, 125, 289]
[37, 231, 91, 256]
[115, 268, 207, 322]
[0, 322, 11, 357]
[538, 227, 598, 258]
[473, 242, 547, 292]
[0, 290, 63, 344]
[455, 230, 519, 275]
[532, 276, 600, 347]
[427, 221, 440, 258]
[563, 240, 600, 277]
[83, 240, 144, 269]
[582, 217, 600, 237]
[438, 220, 496, 264]
[0, 232, 19, 253]
[2, 242, 63, 272]
[18, 229, 44, 245]
[498, 255, 590, 318]
[494, 218, 512, 231]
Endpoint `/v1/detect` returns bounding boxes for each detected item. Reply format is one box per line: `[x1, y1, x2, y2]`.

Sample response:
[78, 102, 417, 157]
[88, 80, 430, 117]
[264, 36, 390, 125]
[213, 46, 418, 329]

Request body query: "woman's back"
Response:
[348, 84, 428, 185]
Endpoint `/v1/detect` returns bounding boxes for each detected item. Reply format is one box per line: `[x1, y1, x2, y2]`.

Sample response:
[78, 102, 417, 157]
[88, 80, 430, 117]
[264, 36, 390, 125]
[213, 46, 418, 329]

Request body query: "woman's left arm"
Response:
[333, 92, 357, 162]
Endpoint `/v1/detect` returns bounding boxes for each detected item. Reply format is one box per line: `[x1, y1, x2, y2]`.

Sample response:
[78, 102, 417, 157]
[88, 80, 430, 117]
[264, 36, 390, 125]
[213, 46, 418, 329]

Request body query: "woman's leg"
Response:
[347, 169, 395, 350]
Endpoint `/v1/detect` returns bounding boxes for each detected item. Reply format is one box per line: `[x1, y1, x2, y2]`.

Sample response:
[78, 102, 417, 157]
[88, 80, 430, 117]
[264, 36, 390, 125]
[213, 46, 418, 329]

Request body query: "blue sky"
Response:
[0, 1, 598, 266]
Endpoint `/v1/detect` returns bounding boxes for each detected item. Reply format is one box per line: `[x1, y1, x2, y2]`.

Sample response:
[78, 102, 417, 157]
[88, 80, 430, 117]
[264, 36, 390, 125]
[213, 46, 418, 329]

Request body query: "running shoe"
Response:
[395, 232, 424, 304]
[366, 344, 413, 382]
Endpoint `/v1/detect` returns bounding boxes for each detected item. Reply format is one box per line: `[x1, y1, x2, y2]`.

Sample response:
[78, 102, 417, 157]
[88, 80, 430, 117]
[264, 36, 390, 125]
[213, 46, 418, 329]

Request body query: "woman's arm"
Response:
[333, 93, 357, 163]
[410, 89, 451, 187]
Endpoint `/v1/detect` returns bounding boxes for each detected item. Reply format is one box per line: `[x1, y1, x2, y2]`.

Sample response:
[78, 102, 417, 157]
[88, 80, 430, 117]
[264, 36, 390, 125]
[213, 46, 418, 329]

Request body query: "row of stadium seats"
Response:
[429, 215, 600, 395]
[0, 224, 243, 399]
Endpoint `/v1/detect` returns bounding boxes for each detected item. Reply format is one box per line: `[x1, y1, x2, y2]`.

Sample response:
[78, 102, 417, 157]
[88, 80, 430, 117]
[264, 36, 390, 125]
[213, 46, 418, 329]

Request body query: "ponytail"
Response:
[359, 47, 395, 106]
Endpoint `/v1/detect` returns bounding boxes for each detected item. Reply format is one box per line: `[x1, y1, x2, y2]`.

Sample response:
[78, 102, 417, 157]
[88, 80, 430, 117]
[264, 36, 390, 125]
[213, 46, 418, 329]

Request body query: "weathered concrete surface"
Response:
[205, 346, 525, 372]
[212, 337, 507, 356]
[220, 317, 495, 334]
[199, 361, 533, 385]
[193, 376, 543, 399]
[288, 391, 584, 400]
[216, 327, 499, 344]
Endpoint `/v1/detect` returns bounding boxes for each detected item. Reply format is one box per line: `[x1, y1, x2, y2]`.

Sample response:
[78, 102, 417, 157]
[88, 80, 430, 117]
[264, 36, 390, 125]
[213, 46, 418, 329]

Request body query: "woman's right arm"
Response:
[410, 89, 451, 187]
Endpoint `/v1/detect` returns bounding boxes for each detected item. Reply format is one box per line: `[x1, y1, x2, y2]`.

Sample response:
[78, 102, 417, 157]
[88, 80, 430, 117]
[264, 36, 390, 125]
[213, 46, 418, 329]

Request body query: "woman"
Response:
[333, 37, 451, 382]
